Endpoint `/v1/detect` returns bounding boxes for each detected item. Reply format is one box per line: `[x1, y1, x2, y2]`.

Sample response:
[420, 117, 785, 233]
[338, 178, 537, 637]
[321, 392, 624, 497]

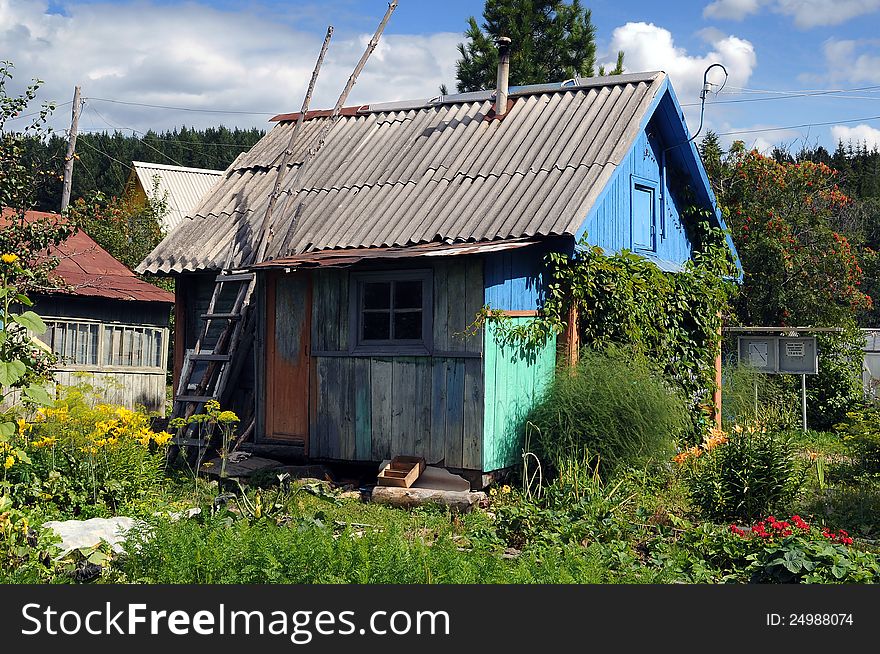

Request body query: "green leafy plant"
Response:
[729, 515, 880, 583]
[479, 218, 734, 431]
[681, 423, 805, 521]
[526, 346, 689, 476]
[6, 384, 172, 516]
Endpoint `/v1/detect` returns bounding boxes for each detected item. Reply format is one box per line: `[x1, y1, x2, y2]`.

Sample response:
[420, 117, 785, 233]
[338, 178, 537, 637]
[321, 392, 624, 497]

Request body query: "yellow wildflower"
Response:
[3, 455, 14, 470]
[32, 436, 57, 449]
[501, 484, 511, 494]
[217, 410, 239, 423]
[152, 431, 173, 446]
[1, 253, 19, 264]
[17, 418, 31, 437]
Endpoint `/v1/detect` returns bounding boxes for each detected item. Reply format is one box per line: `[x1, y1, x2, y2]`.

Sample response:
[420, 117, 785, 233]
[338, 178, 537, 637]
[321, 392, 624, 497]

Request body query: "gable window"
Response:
[352, 270, 432, 354]
[631, 175, 659, 252]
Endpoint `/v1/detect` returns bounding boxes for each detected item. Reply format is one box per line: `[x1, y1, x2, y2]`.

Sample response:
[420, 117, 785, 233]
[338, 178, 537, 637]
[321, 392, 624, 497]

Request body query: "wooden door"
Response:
[265, 271, 311, 450]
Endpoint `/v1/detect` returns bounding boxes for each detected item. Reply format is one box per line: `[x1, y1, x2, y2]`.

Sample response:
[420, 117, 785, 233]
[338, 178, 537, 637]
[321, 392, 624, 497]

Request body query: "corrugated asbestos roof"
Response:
[1, 209, 174, 303]
[132, 161, 224, 232]
[138, 71, 666, 274]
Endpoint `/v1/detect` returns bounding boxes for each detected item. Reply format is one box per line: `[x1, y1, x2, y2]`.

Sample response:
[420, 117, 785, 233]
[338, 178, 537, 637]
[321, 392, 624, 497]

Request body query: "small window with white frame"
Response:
[36, 319, 165, 369]
[351, 270, 432, 354]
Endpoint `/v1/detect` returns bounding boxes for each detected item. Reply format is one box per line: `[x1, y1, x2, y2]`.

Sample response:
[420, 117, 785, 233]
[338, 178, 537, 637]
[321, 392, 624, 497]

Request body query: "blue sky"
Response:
[4, 0, 880, 152]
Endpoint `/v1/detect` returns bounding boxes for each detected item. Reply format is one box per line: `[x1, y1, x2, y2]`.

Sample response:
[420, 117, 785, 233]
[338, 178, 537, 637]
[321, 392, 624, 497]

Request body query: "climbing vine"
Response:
[480, 207, 737, 425]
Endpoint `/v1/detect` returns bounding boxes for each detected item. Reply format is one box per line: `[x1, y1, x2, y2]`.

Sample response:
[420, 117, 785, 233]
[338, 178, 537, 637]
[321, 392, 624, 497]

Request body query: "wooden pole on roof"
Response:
[274, 0, 399, 256]
[249, 25, 334, 268]
[60, 85, 82, 212]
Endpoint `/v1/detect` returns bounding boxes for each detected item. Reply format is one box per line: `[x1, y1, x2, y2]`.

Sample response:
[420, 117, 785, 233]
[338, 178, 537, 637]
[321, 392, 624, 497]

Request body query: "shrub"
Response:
[6, 384, 172, 516]
[526, 347, 689, 475]
[680, 423, 805, 521]
[833, 406, 880, 474]
[720, 364, 798, 431]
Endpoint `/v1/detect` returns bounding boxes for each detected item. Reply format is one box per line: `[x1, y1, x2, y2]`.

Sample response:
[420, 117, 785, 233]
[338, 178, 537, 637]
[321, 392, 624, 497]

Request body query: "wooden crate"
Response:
[377, 455, 426, 488]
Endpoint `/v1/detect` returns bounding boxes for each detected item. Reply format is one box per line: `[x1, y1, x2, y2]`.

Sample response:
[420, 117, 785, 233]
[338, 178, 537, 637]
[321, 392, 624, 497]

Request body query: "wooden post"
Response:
[60, 85, 82, 212]
[712, 314, 722, 429]
[278, 0, 399, 254]
[562, 302, 580, 367]
[251, 26, 334, 267]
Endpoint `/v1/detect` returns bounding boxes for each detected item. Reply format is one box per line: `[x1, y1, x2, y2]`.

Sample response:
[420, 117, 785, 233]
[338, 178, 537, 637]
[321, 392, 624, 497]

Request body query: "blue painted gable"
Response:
[576, 79, 739, 271]
[482, 78, 740, 313]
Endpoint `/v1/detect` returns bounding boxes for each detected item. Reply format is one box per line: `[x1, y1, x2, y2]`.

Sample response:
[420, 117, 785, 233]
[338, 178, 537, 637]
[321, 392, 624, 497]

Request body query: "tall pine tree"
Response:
[454, 0, 623, 93]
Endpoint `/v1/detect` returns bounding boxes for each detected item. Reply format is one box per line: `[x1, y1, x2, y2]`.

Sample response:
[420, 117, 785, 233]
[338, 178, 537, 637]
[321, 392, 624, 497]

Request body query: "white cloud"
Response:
[606, 22, 756, 129]
[0, 0, 460, 133]
[821, 38, 880, 83]
[703, 0, 764, 21]
[702, 0, 880, 27]
[775, 0, 880, 28]
[831, 124, 880, 149]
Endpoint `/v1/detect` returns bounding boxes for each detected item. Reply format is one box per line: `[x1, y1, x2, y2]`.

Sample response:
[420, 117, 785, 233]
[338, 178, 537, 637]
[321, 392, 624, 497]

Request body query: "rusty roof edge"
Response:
[251, 237, 541, 270]
[269, 71, 665, 122]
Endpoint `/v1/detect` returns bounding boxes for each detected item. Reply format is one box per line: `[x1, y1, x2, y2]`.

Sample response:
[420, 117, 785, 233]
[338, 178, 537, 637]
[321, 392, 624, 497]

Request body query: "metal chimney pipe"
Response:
[495, 36, 511, 116]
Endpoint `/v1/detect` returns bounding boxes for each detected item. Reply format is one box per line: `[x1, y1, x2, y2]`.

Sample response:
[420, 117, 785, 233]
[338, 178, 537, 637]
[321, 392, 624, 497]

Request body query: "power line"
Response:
[87, 96, 278, 116]
[5, 100, 74, 122]
[85, 101, 187, 167]
[716, 113, 880, 137]
[681, 84, 880, 107]
[77, 136, 131, 169]
[76, 127, 259, 149]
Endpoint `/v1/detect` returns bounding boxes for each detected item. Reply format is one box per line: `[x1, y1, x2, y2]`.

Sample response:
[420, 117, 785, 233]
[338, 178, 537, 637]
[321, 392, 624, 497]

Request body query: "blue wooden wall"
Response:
[579, 115, 693, 267]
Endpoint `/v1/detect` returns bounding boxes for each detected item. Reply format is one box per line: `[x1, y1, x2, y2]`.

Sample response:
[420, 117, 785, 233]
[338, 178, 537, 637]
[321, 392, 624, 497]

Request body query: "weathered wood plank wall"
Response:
[306, 258, 484, 470]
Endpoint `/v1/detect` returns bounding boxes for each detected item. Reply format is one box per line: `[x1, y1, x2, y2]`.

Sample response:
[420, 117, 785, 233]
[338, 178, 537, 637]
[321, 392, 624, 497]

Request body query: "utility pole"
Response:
[60, 85, 82, 212]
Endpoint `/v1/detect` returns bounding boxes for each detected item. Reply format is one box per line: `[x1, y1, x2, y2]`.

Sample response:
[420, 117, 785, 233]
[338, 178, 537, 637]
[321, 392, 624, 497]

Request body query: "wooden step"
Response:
[188, 354, 232, 362]
[215, 273, 254, 283]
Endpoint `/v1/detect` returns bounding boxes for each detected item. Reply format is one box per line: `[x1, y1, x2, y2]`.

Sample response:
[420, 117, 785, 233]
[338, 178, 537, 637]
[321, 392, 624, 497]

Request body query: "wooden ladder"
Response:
[170, 270, 255, 454]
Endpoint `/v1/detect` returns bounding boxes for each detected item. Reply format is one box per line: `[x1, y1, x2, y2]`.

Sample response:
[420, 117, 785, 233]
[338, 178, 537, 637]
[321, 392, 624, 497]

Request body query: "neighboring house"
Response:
[138, 69, 738, 483]
[3, 209, 174, 413]
[128, 161, 224, 233]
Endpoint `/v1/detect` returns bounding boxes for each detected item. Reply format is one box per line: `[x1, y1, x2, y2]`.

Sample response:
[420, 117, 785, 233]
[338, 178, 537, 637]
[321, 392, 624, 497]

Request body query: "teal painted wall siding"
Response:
[580, 120, 693, 265]
[483, 318, 556, 471]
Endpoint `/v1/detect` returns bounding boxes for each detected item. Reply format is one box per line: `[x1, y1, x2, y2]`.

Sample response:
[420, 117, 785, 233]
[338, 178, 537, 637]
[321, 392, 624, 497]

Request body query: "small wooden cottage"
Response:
[4, 209, 174, 413]
[138, 70, 737, 482]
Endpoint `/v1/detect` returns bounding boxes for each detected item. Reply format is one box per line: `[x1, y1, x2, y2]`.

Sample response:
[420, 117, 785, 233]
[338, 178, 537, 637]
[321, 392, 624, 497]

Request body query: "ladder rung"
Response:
[175, 395, 217, 404]
[188, 354, 232, 362]
[215, 273, 254, 283]
[201, 313, 241, 320]
[173, 438, 209, 448]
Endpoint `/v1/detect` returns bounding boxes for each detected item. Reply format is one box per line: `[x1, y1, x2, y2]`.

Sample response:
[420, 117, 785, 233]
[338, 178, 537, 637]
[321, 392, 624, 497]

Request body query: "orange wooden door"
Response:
[265, 271, 311, 450]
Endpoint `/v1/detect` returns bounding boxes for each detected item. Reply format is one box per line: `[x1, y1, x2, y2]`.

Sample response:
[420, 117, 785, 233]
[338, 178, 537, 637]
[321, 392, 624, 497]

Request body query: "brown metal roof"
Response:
[138, 71, 666, 274]
[2, 209, 174, 304]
